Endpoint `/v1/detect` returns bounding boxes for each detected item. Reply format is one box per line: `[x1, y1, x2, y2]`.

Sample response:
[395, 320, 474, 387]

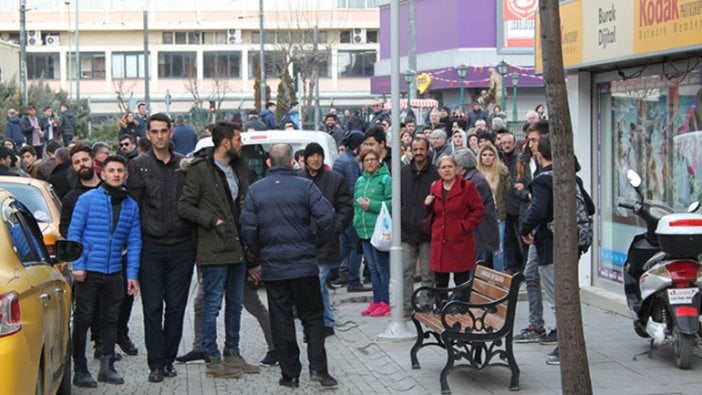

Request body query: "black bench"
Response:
[409, 266, 525, 394]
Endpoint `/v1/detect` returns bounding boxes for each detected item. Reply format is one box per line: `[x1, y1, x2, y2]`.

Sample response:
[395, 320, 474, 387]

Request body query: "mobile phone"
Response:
[356, 197, 368, 204]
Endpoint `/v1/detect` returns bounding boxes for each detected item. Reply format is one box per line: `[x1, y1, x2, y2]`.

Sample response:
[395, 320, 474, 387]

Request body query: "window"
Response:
[338, 50, 376, 77]
[27, 53, 59, 80]
[293, 51, 331, 78]
[158, 52, 196, 79]
[163, 31, 202, 45]
[251, 32, 276, 44]
[162, 32, 173, 45]
[78, 52, 106, 79]
[277, 30, 327, 44]
[188, 32, 202, 45]
[203, 31, 227, 45]
[203, 52, 241, 78]
[366, 30, 378, 43]
[2, 200, 49, 265]
[337, 0, 377, 8]
[112, 52, 147, 79]
[175, 32, 187, 45]
[247, 51, 279, 78]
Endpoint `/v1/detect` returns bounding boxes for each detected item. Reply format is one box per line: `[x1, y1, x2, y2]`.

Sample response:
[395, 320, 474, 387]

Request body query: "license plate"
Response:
[667, 288, 699, 305]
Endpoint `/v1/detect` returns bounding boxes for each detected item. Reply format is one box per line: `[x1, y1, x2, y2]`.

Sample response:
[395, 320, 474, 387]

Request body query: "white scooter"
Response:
[619, 170, 702, 369]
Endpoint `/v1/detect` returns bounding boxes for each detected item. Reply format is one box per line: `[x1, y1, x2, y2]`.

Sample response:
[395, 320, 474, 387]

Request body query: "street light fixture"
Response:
[456, 64, 468, 112]
[497, 60, 508, 112]
[403, 69, 415, 113]
[511, 73, 519, 121]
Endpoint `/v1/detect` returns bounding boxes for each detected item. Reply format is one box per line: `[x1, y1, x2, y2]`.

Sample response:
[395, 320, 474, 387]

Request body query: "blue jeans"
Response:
[319, 262, 337, 328]
[362, 240, 390, 304]
[340, 224, 362, 286]
[524, 245, 544, 329]
[492, 220, 505, 272]
[200, 263, 246, 358]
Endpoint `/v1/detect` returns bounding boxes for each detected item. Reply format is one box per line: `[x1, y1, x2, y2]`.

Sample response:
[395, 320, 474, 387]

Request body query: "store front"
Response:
[536, 0, 702, 298]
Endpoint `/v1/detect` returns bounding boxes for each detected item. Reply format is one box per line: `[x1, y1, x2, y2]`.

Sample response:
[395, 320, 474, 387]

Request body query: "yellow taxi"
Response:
[0, 176, 63, 254]
[0, 189, 82, 395]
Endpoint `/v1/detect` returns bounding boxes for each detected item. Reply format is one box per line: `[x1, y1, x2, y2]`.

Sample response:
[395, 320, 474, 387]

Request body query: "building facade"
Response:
[535, 0, 702, 310]
[372, 0, 545, 122]
[0, 0, 380, 116]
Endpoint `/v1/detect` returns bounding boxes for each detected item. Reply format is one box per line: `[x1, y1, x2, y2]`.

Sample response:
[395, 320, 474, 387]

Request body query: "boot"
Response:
[97, 355, 125, 385]
[206, 357, 243, 378]
[116, 332, 138, 356]
[73, 358, 97, 388]
[223, 350, 260, 374]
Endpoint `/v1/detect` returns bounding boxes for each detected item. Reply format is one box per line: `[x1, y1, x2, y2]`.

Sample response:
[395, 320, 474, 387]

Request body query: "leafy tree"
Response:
[252, 66, 271, 114]
[276, 68, 297, 121]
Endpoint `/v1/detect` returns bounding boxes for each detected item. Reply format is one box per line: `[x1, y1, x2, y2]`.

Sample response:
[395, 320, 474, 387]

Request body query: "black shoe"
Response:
[279, 376, 300, 388]
[94, 347, 122, 361]
[310, 370, 338, 387]
[540, 329, 558, 345]
[163, 363, 177, 378]
[148, 368, 164, 383]
[175, 350, 205, 363]
[73, 360, 98, 388]
[116, 335, 138, 356]
[325, 327, 335, 338]
[259, 350, 279, 366]
[97, 355, 124, 385]
[331, 276, 347, 287]
[347, 283, 371, 293]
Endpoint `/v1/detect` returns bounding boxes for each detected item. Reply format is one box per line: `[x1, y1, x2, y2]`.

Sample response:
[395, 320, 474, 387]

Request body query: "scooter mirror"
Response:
[688, 201, 700, 213]
[626, 170, 642, 188]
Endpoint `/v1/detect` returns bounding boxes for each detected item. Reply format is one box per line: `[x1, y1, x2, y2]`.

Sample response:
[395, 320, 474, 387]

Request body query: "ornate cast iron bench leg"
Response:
[410, 317, 425, 369]
[506, 336, 520, 391]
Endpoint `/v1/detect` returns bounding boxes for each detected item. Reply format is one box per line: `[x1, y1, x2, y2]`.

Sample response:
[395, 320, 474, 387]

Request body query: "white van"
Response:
[192, 130, 339, 181]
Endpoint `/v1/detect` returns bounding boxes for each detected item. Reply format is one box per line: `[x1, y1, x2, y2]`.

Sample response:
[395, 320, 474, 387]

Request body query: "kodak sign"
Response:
[639, 0, 680, 27]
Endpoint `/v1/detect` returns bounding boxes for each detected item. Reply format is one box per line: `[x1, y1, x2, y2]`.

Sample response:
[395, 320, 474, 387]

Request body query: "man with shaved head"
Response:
[240, 143, 337, 389]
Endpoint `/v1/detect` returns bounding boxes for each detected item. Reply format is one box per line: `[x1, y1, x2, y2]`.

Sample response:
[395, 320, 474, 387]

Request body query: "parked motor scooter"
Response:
[619, 170, 702, 369]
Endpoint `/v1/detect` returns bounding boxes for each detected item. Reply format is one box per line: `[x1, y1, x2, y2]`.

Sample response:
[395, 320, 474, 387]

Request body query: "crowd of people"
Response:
[0, 95, 582, 388]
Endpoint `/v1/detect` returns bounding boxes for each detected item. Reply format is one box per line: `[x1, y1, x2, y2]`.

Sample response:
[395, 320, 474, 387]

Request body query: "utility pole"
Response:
[313, 25, 320, 131]
[19, 0, 28, 105]
[408, 0, 416, 103]
[259, 0, 265, 111]
[75, 0, 80, 100]
[65, 0, 71, 99]
[143, 10, 151, 113]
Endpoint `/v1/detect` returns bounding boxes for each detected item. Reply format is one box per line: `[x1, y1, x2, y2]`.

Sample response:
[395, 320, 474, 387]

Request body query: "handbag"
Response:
[370, 201, 392, 251]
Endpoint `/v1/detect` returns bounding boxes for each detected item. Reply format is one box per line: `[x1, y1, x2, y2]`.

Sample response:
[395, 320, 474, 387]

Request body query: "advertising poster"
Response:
[501, 0, 538, 49]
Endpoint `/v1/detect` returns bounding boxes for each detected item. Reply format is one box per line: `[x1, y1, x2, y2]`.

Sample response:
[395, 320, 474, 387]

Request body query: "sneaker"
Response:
[206, 358, 243, 378]
[370, 302, 390, 317]
[260, 350, 278, 366]
[513, 325, 546, 343]
[175, 350, 205, 363]
[545, 347, 560, 365]
[331, 276, 348, 288]
[361, 301, 378, 316]
[325, 327, 335, 337]
[223, 350, 260, 374]
[540, 329, 558, 345]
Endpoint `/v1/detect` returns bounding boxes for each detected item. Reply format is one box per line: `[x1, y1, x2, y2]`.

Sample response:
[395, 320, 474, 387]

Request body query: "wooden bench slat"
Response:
[474, 266, 512, 288]
[472, 277, 509, 300]
[469, 293, 507, 318]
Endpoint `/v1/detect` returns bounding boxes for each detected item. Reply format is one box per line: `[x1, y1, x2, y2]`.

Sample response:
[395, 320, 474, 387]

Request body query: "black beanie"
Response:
[303, 142, 325, 160]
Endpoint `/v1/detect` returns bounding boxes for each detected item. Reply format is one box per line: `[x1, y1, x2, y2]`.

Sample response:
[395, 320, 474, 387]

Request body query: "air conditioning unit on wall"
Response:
[353, 28, 367, 44]
[45, 35, 60, 46]
[27, 30, 42, 46]
[227, 29, 242, 44]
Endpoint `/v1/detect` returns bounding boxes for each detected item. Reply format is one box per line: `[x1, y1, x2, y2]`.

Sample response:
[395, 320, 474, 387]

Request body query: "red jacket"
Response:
[428, 177, 484, 273]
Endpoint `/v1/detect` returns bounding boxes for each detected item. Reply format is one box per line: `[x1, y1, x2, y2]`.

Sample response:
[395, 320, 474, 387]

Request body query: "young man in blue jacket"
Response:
[69, 155, 142, 387]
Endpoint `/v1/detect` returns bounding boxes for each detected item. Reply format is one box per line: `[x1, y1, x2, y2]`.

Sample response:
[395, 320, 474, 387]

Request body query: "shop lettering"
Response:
[639, 0, 680, 27]
[599, 5, 616, 23]
[680, 0, 702, 17]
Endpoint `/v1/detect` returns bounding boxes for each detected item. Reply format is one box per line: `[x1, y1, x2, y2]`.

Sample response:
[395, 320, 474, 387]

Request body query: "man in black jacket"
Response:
[177, 122, 259, 378]
[127, 113, 196, 382]
[298, 143, 353, 336]
[400, 137, 438, 316]
[501, 132, 531, 273]
[240, 144, 336, 389]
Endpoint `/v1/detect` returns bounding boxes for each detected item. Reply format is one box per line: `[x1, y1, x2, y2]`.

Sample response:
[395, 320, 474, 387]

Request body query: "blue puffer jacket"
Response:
[68, 186, 142, 279]
[332, 150, 361, 194]
[240, 165, 335, 281]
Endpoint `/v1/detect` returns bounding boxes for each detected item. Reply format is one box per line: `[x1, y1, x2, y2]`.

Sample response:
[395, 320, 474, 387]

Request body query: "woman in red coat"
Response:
[424, 154, 484, 291]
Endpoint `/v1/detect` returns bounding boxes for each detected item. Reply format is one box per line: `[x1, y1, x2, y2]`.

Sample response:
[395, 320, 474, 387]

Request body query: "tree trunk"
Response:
[538, 1, 592, 393]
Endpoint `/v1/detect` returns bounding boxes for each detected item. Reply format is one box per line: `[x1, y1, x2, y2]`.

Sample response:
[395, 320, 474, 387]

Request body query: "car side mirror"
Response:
[54, 240, 83, 262]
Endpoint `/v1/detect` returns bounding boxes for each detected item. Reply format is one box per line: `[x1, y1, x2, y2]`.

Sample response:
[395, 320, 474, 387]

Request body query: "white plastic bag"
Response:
[370, 201, 392, 251]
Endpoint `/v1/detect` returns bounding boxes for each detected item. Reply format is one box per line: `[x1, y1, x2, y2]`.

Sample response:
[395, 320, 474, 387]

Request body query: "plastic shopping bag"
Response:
[370, 201, 392, 251]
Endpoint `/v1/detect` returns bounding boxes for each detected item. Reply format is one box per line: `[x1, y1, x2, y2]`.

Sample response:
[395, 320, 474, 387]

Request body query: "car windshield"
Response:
[0, 184, 52, 223]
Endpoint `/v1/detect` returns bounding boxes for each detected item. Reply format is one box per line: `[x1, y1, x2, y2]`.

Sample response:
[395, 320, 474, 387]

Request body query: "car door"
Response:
[4, 200, 67, 389]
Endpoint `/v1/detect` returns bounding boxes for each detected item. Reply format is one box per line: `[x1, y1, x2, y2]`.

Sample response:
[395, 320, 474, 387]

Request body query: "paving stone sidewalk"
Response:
[72, 280, 702, 394]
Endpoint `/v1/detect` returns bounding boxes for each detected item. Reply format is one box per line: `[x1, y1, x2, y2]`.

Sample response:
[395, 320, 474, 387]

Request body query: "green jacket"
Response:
[353, 163, 392, 240]
[177, 155, 250, 265]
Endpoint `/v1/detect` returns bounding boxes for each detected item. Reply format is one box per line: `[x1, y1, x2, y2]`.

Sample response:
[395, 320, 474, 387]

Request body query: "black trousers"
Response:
[434, 270, 473, 303]
[139, 239, 196, 370]
[265, 275, 328, 379]
[73, 272, 123, 363]
[504, 214, 527, 272]
[90, 255, 134, 345]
